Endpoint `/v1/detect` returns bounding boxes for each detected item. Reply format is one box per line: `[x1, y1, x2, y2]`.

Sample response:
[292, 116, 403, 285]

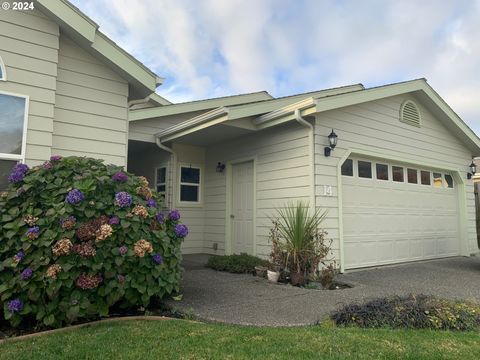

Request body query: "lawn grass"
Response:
[1, 319, 479, 360]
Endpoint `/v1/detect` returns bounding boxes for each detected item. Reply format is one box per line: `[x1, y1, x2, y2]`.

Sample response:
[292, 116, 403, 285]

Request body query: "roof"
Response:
[129, 91, 274, 121]
[154, 79, 480, 155]
[36, 0, 162, 98]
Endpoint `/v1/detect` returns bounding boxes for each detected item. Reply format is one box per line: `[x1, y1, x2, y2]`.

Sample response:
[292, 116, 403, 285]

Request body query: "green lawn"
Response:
[1, 319, 479, 360]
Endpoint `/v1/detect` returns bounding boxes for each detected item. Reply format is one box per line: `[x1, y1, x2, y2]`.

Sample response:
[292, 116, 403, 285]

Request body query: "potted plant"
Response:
[254, 265, 267, 277]
[267, 263, 280, 282]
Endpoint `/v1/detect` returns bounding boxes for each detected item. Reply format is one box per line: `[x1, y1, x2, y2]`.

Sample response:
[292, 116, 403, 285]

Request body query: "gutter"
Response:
[294, 109, 316, 212]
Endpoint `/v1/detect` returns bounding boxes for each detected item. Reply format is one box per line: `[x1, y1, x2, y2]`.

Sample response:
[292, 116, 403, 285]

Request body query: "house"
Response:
[128, 80, 480, 271]
[0, 0, 163, 189]
[1, 1, 478, 272]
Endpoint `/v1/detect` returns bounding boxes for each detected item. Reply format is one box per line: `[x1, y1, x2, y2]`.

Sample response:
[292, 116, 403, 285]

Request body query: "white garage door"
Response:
[342, 158, 459, 269]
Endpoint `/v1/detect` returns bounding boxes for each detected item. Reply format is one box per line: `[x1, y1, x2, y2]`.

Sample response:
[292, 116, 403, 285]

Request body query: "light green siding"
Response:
[52, 36, 129, 166]
[0, 9, 59, 165]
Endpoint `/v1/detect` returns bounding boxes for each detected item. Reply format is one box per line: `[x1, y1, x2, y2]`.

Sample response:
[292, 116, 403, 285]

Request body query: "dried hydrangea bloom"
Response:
[133, 239, 153, 257]
[95, 224, 113, 242]
[136, 186, 152, 200]
[132, 205, 149, 219]
[23, 215, 39, 226]
[52, 238, 73, 256]
[13, 251, 25, 263]
[42, 161, 53, 170]
[75, 273, 102, 290]
[73, 241, 96, 257]
[60, 216, 76, 230]
[138, 176, 149, 187]
[46, 264, 62, 279]
[0, 191, 7, 198]
[117, 274, 126, 284]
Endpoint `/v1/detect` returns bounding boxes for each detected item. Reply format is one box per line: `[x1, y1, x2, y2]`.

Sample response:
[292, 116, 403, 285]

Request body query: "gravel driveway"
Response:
[167, 255, 480, 326]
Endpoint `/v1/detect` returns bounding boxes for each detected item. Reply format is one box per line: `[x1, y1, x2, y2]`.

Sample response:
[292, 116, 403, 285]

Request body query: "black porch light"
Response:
[216, 162, 225, 173]
[467, 161, 476, 179]
[324, 129, 338, 157]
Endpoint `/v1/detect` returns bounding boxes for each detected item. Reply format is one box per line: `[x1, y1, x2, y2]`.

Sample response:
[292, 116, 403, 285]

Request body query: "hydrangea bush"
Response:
[0, 156, 187, 328]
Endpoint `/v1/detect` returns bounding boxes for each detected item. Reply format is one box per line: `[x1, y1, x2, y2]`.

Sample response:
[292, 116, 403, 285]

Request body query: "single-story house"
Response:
[128, 80, 480, 271]
[0, 0, 165, 188]
[1, 1, 478, 272]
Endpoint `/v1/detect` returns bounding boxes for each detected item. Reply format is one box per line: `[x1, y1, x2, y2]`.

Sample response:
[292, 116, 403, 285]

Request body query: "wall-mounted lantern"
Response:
[467, 161, 476, 179]
[216, 162, 225, 173]
[324, 129, 338, 157]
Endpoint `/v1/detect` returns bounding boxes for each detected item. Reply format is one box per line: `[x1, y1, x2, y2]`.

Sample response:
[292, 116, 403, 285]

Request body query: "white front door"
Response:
[231, 160, 254, 254]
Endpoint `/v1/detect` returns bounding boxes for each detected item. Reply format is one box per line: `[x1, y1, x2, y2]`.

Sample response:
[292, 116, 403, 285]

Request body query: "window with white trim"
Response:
[155, 165, 167, 200]
[0, 55, 6, 81]
[179, 164, 201, 203]
[0, 91, 29, 190]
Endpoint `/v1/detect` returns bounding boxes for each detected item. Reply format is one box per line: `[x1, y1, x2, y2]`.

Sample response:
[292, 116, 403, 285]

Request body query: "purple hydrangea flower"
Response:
[8, 163, 29, 183]
[117, 274, 125, 283]
[115, 192, 132, 208]
[109, 216, 120, 225]
[119, 246, 128, 256]
[13, 251, 25, 263]
[8, 299, 23, 313]
[168, 209, 181, 221]
[152, 253, 163, 265]
[20, 268, 33, 280]
[174, 224, 189, 238]
[66, 189, 84, 205]
[50, 155, 62, 162]
[112, 171, 128, 182]
[155, 213, 165, 224]
[42, 161, 53, 170]
[25, 226, 40, 240]
[146, 199, 157, 208]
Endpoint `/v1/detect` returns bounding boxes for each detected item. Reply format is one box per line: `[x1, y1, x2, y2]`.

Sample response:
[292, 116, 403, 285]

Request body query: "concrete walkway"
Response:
[167, 254, 480, 327]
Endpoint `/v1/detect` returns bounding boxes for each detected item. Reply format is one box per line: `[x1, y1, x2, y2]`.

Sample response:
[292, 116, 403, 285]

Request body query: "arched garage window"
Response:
[0, 91, 29, 190]
[0, 55, 6, 81]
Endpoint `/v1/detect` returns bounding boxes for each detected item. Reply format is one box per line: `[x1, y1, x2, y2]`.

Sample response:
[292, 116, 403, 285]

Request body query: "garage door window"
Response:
[392, 166, 404, 182]
[433, 172, 442, 188]
[420, 171, 431, 185]
[341, 159, 353, 176]
[407, 168, 417, 184]
[358, 161, 372, 178]
[444, 174, 454, 188]
[376, 163, 388, 180]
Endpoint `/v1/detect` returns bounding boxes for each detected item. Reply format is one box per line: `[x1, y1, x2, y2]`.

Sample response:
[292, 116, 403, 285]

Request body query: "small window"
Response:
[0, 55, 6, 81]
[0, 159, 17, 190]
[392, 166, 404, 182]
[444, 174, 454, 188]
[420, 171, 431, 185]
[376, 163, 388, 180]
[358, 161, 372, 178]
[341, 159, 353, 176]
[433, 172, 442, 188]
[179, 165, 201, 203]
[155, 166, 167, 198]
[407, 168, 417, 184]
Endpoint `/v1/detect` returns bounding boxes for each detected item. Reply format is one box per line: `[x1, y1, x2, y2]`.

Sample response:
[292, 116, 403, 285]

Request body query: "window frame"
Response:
[0, 55, 6, 81]
[177, 163, 203, 206]
[341, 158, 354, 177]
[154, 163, 168, 202]
[357, 160, 373, 180]
[0, 90, 29, 162]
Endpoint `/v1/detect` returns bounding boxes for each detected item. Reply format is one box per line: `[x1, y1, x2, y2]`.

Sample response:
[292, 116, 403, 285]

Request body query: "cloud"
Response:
[70, 0, 480, 134]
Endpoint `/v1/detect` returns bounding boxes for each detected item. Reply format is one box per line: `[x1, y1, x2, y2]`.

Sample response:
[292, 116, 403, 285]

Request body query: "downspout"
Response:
[155, 136, 176, 209]
[128, 95, 152, 108]
[294, 109, 316, 212]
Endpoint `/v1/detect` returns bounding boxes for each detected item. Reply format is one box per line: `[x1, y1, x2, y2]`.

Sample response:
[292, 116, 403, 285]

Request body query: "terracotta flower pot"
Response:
[290, 272, 305, 286]
[267, 270, 280, 282]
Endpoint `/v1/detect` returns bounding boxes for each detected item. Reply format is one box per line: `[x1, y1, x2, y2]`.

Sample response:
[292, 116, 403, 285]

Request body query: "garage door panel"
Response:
[343, 160, 459, 269]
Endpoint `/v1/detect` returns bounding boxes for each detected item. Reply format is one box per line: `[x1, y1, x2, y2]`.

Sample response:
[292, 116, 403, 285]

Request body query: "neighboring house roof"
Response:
[36, 0, 162, 98]
[129, 91, 274, 121]
[152, 78, 480, 155]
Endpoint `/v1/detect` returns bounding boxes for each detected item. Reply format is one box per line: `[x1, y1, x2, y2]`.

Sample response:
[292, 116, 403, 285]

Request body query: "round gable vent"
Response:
[400, 100, 421, 127]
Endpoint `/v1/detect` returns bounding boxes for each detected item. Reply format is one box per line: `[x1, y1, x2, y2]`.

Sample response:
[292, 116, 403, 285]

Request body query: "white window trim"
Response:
[0, 90, 30, 163]
[0, 55, 6, 81]
[154, 163, 168, 202]
[177, 163, 203, 207]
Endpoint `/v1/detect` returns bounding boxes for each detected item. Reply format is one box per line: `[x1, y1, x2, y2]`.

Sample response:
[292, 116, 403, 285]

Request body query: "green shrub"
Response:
[331, 294, 480, 331]
[206, 254, 269, 274]
[0, 156, 187, 328]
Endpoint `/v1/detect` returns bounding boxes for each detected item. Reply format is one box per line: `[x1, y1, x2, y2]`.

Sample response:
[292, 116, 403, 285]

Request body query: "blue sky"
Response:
[71, 0, 480, 134]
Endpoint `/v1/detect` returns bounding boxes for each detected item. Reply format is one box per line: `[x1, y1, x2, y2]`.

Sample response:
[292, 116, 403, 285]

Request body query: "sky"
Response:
[71, 0, 480, 135]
